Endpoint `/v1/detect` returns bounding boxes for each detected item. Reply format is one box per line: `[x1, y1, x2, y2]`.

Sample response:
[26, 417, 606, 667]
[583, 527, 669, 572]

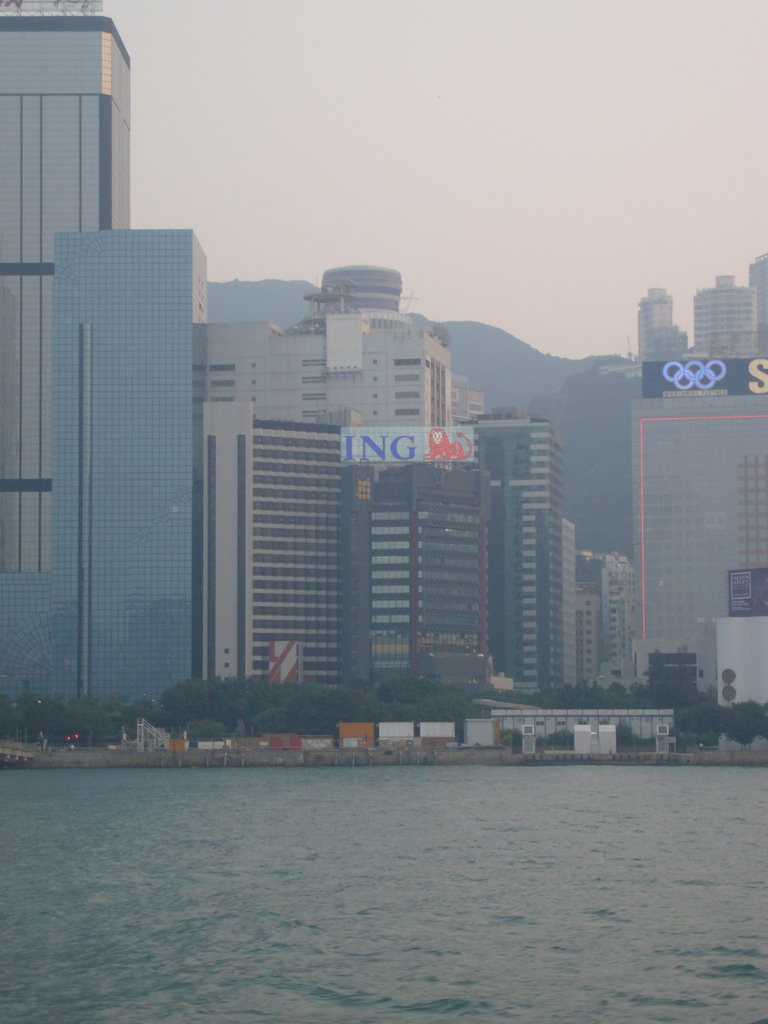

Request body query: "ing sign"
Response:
[341, 426, 475, 463]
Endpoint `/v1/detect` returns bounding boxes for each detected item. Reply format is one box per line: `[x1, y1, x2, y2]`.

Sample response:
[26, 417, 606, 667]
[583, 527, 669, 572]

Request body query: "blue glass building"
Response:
[0, 15, 130, 690]
[52, 230, 207, 702]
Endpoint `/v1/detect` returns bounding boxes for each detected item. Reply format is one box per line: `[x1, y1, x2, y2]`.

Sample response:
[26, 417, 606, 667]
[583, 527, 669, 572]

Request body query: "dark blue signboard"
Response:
[642, 358, 768, 399]
[729, 568, 768, 616]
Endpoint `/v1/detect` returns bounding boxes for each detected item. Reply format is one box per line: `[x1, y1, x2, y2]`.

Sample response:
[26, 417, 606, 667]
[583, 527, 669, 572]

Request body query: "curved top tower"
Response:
[321, 265, 402, 313]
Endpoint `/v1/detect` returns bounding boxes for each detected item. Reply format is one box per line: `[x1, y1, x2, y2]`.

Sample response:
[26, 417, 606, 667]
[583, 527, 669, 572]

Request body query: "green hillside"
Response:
[437, 320, 602, 411]
[208, 279, 311, 328]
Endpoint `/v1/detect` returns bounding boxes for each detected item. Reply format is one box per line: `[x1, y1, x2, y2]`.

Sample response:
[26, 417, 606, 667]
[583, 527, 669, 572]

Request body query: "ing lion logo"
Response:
[424, 428, 472, 461]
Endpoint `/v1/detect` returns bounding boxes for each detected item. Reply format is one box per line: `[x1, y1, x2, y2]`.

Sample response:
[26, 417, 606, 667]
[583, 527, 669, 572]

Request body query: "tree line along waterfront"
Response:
[2, 675, 768, 751]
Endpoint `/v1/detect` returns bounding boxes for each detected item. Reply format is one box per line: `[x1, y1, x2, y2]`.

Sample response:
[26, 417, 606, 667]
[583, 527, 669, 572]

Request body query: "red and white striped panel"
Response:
[268, 640, 300, 683]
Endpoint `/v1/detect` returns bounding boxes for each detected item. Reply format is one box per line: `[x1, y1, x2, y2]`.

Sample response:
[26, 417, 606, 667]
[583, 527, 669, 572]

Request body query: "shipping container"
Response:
[464, 719, 499, 746]
[301, 737, 334, 750]
[419, 722, 455, 739]
[228, 736, 259, 750]
[266, 734, 301, 750]
[378, 721, 415, 741]
[338, 722, 375, 748]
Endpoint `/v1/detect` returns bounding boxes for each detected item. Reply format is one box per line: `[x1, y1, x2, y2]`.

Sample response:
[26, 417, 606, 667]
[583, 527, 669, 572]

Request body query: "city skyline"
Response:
[100, 0, 768, 360]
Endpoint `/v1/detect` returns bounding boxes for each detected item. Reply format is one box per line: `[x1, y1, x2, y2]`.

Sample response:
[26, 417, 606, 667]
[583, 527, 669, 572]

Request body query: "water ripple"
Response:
[1, 765, 768, 1023]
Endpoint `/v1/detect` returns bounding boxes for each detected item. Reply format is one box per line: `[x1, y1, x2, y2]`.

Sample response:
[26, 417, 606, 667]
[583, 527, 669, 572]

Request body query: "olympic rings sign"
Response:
[662, 360, 727, 391]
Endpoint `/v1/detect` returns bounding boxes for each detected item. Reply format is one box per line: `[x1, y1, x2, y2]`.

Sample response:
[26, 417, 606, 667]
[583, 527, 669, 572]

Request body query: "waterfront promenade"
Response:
[5, 745, 768, 769]
[0, 739, 36, 766]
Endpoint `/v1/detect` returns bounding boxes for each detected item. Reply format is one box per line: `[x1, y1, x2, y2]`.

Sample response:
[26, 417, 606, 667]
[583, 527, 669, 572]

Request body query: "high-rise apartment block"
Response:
[476, 411, 568, 690]
[693, 276, 757, 356]
[576, 550, 635, 680]
[561, 518, 577, 686]
[575, 582, 601, 683]
[0, 12, 130, 689]
[637, 288, 687, 361]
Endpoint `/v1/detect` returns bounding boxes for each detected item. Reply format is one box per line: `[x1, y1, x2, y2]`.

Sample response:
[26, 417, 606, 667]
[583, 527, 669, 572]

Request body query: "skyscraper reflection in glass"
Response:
[52, 230, 207, 702]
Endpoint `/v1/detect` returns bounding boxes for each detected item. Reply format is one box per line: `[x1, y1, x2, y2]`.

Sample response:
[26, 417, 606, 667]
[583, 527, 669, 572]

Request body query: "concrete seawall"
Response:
[10, 746, 768, 769]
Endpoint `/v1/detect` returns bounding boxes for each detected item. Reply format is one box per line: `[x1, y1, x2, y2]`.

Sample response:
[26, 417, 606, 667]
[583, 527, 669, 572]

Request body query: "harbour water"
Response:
[2, 765, 767, 1024]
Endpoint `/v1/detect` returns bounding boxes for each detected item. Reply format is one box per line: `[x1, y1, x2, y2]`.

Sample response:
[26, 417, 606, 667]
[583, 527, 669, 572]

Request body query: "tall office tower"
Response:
[637, 289, 688, 361]
[748, 252, 768, 352]
[202, 416, 342, 684]
[0, 10, 129, 687]
[633, 358, 768, 688]
[202, 266, 452, 429]
[340, 464, 490, 685]
[693, 276, 757, 357]
[476, 411, 566, 691]
[575, 582, 602, 682]
[52, 231, 207, 702]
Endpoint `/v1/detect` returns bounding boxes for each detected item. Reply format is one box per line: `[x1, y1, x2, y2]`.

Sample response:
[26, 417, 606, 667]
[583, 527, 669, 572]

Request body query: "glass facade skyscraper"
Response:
[0, 16, 129, 688]
[633, 394, 768, 646]
[476, 413, 566, 689]
[52, 230, 207, 701]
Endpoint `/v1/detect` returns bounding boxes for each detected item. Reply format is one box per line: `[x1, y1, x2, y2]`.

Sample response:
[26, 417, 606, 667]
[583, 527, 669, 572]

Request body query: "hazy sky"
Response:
[105, 0, 768, 359]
